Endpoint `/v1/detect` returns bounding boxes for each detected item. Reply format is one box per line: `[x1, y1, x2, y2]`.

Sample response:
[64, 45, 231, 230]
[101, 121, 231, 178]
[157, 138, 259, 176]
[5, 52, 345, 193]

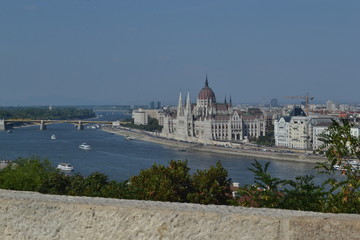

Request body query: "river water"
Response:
[0, 111, 326, 185]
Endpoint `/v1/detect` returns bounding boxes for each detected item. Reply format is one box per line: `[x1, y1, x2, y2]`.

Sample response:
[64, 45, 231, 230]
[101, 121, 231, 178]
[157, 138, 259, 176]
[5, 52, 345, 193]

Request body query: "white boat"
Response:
[51, 134, 56, 140]
[347, 160, 360, 167]
[333, 164, 343, 171]
[79, 143, 91, 150]
[57, 163, 73, 171]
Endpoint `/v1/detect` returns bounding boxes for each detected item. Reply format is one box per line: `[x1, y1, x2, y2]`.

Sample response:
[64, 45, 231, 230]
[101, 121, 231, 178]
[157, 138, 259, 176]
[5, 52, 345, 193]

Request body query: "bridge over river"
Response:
[0, 119, 122, 130]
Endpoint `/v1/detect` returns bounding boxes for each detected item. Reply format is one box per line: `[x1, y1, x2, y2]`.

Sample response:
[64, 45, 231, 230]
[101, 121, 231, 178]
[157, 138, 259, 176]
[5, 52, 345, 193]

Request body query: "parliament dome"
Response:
[198, 77, 216, 102]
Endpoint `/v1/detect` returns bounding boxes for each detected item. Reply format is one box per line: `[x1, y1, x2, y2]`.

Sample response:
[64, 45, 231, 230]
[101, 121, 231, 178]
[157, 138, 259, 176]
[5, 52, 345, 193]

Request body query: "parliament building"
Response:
[161, 77, 267, 144]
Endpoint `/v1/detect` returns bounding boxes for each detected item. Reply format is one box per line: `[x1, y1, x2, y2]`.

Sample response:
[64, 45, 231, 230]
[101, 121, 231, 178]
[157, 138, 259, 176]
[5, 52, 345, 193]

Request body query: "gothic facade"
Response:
[161, 77, 266, 143]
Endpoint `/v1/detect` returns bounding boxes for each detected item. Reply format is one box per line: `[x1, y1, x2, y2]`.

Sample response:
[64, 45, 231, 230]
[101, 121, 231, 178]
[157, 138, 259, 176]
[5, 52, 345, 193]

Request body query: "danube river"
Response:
[0, 111, 325, 185]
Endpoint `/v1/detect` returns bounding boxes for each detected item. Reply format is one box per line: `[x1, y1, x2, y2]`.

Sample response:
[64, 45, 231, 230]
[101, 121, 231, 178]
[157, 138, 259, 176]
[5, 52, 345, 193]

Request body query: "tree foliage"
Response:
[0, 106, 95, 120]
[187, 161, 232, 205]
[122, 117, 163, 132]
[238, 160, 286, 208]
[0, 157, 55, 191]
[316, 119, 360, 213]
[238, 119, 360, 213]
[130, 160, 192, 202]
[0, 158, 231, 205]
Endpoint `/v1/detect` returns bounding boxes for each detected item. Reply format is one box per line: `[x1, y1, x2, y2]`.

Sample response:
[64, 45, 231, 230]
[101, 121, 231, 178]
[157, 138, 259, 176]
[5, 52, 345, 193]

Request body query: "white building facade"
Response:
[132, 109, 148, 125]
[274, 107, 335, 150]
[274, 116, 291, 147]
[161, 78, 266, 144]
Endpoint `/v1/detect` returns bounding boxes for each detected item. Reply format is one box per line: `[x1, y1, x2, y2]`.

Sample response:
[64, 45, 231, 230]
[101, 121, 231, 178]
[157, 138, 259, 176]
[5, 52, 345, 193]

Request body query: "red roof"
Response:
[198, 86, 216, 101]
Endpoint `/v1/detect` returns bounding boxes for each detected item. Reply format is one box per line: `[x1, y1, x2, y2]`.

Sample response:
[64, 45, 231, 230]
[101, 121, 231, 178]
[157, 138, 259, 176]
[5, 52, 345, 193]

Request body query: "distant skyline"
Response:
[1, 1, 359, 106]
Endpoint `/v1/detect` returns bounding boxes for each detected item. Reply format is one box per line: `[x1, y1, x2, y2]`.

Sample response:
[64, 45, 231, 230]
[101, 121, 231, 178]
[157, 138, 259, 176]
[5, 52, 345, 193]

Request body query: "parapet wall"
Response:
[0, 189, 359, 240]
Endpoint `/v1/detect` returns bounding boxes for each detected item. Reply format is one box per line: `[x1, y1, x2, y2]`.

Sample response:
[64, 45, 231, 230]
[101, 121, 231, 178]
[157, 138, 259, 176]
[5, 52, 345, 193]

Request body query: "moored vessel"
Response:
[57, 163, 74, 171]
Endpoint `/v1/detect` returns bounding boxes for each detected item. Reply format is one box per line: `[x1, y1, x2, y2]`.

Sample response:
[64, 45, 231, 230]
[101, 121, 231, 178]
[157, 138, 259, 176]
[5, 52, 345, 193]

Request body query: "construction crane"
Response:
[284, 93, 314, 116]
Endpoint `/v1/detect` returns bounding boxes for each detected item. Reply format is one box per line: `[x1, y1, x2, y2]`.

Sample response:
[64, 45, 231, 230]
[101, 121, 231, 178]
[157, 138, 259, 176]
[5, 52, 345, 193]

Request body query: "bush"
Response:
[187, 161, 232, 205]
[0, 157, 54, 192]
[238, 119, 360, 214]
[129, 160, 192, 202]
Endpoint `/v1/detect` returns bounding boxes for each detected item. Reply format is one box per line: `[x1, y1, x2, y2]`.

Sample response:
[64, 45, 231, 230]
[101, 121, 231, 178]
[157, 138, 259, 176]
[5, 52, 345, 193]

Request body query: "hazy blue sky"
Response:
[1, 1, 359, 106]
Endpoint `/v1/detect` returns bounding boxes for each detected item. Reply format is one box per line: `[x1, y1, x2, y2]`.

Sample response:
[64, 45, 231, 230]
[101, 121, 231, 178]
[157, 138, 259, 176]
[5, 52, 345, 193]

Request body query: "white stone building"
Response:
[161, 77, 266, 143]
[274, 116, 291, 147]
[312, 122, 333, 150]
[132, 109, 148, 125]
[288, 116, 312, 150]
[141, 109, 165, 126]
[313, 123, 360, 150]
[350, 127, 360, 138]
[274, 107, 334, 150]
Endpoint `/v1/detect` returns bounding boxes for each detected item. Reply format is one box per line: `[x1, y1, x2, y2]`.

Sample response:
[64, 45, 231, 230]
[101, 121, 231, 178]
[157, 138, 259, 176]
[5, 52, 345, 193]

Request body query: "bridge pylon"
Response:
[40, 120, 47, 130]
[0, 119, 6, 130]
[77, 121, 84, 130]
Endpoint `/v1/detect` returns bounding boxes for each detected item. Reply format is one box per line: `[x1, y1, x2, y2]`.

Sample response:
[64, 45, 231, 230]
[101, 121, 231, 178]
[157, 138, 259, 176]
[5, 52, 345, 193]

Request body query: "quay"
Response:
[102, 126, 327, 164]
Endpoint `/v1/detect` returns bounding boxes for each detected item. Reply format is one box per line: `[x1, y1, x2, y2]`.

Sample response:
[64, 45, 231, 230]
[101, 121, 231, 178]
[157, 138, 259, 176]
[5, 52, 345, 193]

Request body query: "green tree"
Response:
[0, 157, 54, 192]
[39, 171, 71, 195]
[238, 160, 286, 208]
[122, 116, 163, 132]
[279, 175, 325, 211]
[81, 172, 109, 197]
[317, 119, 360, 213]
[100, 180, 135, 199]
[130, 160, 192, 202]
[0, 106, 95, 120]
[187, 161, 232, 205]
[237, 162, 325, 211]
[238, 120, 360, 214]
[67, 174, 86, 196]
[67, 172, 110, 197]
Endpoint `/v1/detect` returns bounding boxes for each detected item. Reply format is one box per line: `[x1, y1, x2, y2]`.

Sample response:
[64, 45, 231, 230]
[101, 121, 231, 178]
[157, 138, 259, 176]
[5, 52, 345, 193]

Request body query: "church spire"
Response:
[185, 91, 191, 116]
[177, 92, 184, 117]
[229, 95, 232, 106]
[205, 75, 209, 87]
[224, 95, 227, 104]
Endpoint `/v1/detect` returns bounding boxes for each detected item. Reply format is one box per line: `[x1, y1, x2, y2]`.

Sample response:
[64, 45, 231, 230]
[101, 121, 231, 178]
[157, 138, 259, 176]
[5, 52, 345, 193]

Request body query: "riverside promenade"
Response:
[102, 126, 327, 164]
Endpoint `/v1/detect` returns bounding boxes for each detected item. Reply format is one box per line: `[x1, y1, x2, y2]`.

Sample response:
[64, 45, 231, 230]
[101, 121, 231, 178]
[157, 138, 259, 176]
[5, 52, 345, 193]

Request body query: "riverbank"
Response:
[102, 126, 327, 164]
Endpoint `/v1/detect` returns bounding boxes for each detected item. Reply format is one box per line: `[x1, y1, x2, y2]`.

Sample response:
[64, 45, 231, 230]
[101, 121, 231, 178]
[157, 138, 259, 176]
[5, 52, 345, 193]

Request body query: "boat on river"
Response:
[51, 135, 56, 140]
[333, 160, 360, 172]
[57, 163, 74, 171]
[79, 143, 91, 150]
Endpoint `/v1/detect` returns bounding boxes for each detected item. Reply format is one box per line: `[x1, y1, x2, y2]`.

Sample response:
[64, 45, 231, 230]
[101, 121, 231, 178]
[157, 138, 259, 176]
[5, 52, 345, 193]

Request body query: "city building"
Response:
[274, 107, 334, 150]
[161, 77, 267, 144]
[274, 116, 291, 147]
[140, 109, 165, 126]
[326, 100, 337, 111]
[312, 122, 333, 150]
[132, 109, 148, 125]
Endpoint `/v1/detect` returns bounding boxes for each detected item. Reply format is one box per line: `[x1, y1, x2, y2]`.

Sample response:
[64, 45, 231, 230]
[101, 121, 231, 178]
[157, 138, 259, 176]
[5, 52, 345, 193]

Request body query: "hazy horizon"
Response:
[1, 1, 359, 106]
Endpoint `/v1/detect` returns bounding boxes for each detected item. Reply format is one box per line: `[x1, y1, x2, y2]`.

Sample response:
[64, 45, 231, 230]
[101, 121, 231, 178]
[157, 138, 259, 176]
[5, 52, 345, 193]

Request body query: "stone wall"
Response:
[0, 189, 359, 240]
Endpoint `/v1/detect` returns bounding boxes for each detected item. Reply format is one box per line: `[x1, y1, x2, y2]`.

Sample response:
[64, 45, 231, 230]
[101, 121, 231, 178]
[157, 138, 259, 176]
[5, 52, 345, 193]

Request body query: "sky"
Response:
[0, 0, 359, 106]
